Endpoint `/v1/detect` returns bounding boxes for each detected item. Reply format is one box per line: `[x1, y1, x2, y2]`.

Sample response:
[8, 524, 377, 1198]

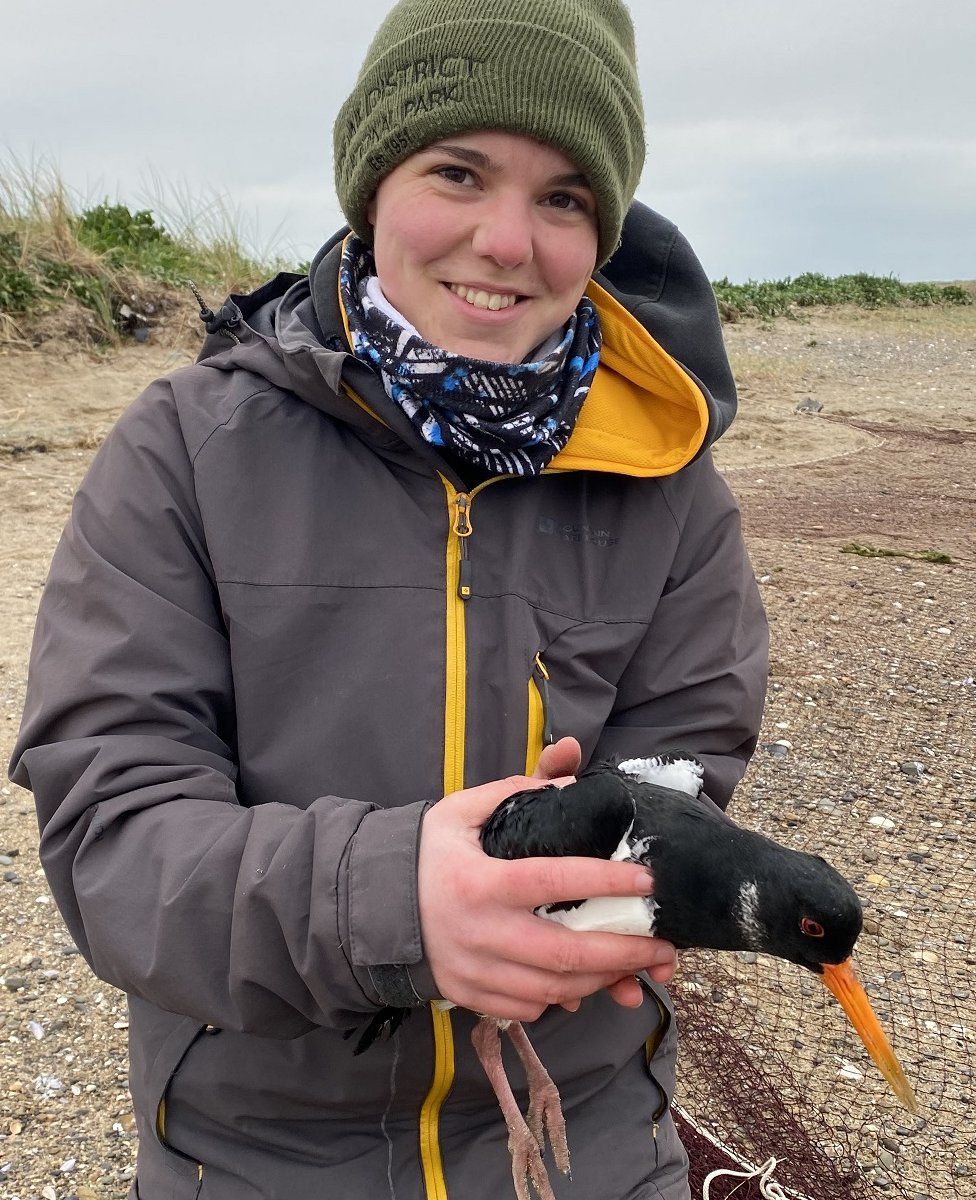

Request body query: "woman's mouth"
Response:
[446, 282, 522, 311]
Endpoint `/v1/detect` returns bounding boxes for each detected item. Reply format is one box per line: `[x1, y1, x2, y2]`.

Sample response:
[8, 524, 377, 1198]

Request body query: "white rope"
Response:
[703, 1156, 789, 1199]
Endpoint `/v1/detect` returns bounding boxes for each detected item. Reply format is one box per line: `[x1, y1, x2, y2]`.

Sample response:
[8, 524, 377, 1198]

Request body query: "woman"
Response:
[11, 1, 768, 1197]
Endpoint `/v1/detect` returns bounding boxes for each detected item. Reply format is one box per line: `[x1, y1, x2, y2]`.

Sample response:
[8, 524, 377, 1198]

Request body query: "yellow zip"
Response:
[644, 988, 671, 1146]
[418, 477, 506, 1200]
[156, 1098, 204, 1184]
[525, 653, 551, 774]
[417, 480, 470, 1200]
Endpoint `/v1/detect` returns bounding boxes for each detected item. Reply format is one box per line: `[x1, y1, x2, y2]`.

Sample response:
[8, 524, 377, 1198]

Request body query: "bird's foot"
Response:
[525, 1077, 570, 1177]
[505, 1021, 571, 1177]
[472, 1018, 558, 1200]
[507, 1119, 557, 1200]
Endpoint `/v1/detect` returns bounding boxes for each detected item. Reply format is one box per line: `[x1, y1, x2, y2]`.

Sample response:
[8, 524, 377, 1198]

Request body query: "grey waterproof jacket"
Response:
[11, 203, 768, 1200]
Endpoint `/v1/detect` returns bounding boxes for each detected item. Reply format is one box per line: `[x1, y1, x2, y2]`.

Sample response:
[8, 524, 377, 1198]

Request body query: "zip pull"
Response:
[458, 540, 472, 601]
[454, 493, 474, 600]
[453, 493, 473, 537]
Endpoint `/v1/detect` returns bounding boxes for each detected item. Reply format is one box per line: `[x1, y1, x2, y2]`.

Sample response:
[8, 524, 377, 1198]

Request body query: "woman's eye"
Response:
[545, 192, 586, 213]
[436, 166, 475, 186]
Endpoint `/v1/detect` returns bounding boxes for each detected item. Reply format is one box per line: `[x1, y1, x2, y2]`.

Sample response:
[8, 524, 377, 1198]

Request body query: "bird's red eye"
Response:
[801, 917, 825, 938]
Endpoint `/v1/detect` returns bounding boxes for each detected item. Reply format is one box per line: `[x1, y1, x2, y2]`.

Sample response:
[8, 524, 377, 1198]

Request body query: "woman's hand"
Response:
[417, 738, 677, 1022]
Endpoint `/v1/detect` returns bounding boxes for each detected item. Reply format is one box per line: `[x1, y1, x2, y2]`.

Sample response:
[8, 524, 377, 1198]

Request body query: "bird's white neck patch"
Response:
[736, 881, 765, 948]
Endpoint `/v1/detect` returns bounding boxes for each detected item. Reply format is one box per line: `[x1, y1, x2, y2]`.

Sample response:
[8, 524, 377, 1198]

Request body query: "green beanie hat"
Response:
[333, 0, 645, 266]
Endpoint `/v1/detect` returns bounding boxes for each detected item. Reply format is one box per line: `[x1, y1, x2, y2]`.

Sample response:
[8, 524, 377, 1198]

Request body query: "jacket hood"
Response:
[194, 202, 737, 480]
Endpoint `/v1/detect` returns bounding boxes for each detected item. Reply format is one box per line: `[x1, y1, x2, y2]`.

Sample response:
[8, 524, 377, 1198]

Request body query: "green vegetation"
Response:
[0, 157, 287, 344]
[841, 542, 954, 565]
[1, 159, 973, 344]
[713, 272, 972, 321]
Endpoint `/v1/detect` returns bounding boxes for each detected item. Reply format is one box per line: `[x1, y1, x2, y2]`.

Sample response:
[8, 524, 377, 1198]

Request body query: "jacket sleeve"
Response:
[594, 457, 769, 810]
[8, 381, 432, 1038]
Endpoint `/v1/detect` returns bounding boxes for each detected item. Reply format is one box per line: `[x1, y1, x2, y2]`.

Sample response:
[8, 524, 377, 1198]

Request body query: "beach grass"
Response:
[1, 157, 972, 345]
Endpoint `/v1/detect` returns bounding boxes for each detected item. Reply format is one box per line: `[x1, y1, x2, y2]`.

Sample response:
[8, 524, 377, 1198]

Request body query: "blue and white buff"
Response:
[338, 237, 602, 477]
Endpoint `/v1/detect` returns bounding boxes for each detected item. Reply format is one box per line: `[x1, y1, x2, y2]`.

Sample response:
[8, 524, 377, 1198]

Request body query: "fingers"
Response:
[441, 774, 565, 826]
[606, 976, 645, 1008]
[645, 958, 677, 985]
[491, 854, 655, 909]
[445, 959, 634, 1022]
[532, 736, 582, 781]
[502, 912, 677, 979]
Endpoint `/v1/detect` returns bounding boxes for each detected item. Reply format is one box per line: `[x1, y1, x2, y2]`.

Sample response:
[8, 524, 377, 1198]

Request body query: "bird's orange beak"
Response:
[821, 958, 917, 1112]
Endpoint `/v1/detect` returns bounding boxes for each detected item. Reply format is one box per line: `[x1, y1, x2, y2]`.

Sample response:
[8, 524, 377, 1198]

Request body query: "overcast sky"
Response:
[4, 0, 974, 282]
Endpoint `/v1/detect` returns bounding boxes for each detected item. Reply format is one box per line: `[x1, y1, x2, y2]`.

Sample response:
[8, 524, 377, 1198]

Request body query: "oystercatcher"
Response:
[349, 754, 916, 1200]
[475, 754, 917, 1200]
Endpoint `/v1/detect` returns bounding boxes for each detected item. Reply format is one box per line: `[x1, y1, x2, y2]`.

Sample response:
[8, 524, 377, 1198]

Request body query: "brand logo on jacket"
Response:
[537, 517, 619, 548]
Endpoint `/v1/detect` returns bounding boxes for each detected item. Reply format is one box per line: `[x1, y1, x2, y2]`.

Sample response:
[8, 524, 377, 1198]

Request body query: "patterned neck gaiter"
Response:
[339, 237, 602, 477]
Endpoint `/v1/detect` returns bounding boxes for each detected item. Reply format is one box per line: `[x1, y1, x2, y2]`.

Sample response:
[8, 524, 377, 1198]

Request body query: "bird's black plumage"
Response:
[347, 756, 864, 1054]
[481, 762, 863, 974]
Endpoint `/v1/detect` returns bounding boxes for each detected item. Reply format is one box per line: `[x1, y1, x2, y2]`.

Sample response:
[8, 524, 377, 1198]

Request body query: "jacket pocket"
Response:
[524, 652, 554, 773]
[643, 985, 675, 1165]
[147, 1017, 216, 1188]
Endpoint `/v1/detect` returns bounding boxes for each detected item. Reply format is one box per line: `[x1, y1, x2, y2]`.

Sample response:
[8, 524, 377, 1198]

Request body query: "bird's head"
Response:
[751, 848, 917, 1113]
[751, 851, 863, 973]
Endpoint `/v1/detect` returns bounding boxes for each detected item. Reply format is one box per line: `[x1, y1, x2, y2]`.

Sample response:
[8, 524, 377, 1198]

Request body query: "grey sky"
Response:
[4, 0, 974, 281]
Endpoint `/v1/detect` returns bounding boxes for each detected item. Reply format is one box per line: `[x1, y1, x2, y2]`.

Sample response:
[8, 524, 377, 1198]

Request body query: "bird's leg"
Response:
[471, 1017, 555, 1200]
[504, 1021, 570, 1178]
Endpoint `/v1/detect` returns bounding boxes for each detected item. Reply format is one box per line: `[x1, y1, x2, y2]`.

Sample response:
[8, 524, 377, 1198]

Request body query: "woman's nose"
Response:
[470, 197, 534, 269]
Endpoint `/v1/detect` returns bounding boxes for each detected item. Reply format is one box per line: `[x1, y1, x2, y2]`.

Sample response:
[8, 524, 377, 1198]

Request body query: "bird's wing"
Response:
[481, 769, 636, 861]
[626, 776, 738, 831]
[617, 752, 705, 798]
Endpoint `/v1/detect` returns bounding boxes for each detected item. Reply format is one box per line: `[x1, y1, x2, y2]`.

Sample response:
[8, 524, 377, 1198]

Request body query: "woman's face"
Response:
[366, 131, 599, 364]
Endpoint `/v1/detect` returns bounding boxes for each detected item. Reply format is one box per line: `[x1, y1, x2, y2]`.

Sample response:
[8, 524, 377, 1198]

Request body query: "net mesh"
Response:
[668, 557, 976, 1200]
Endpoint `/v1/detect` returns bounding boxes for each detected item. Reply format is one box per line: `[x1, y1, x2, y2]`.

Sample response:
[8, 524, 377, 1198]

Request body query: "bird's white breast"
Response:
[535, 820, 659, 935]
[537, 894, 658, 936]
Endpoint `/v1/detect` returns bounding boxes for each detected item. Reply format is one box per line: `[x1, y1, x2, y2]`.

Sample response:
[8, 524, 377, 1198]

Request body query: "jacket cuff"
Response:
[344, 799, 435, 1004]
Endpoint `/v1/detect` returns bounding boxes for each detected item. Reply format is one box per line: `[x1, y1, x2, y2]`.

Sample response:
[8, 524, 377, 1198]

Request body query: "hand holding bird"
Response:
[416, 753, 679, 1022]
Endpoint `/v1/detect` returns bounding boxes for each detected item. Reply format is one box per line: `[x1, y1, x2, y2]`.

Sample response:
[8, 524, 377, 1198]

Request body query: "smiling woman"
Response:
[339, 126, 606, 479]
[10, 2, 769, 1200]
[367, 134, 599, 364]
